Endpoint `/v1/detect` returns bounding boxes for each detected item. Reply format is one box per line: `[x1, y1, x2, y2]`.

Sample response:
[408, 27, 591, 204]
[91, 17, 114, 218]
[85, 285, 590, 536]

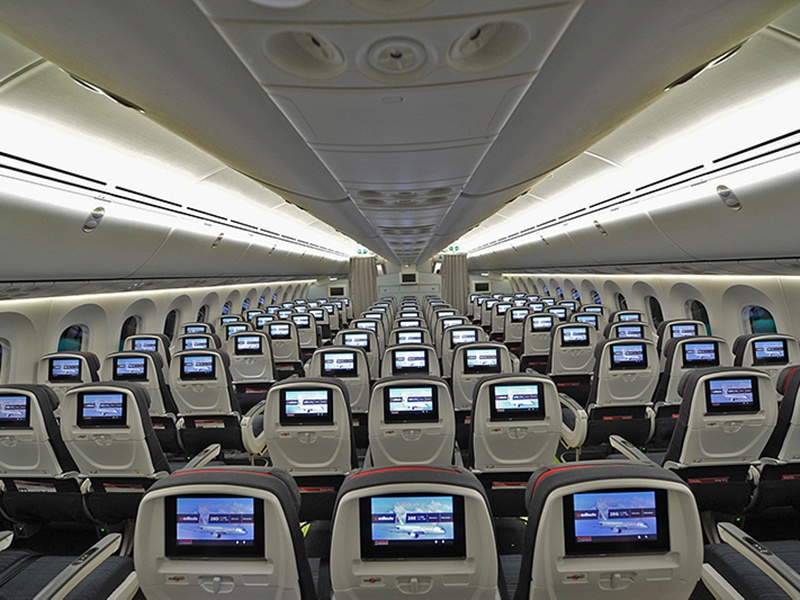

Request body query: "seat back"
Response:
[0, 384, 76, 477]
[664, 367, 778, 466]
[308, 306, 332, 341]
[134, 467, 317, 600]
[305, 347, 371, 413]
[174, 333, 221, 351]
[653, 336, 733, 405]
[221, 321, 253, 341]
[603, 321, 655, 341]
[516, 461, 702, 600]
[490, 302, 512, 337]
[169, 350, 239, 415]
[102, 351, 177, 416]
[763, 365, 800, 460]
[655, 319, 707, 366]
[263, 379, 356, 476]
[266, 320, 302, 364]
[334, 328, 380, 380]
[469, 374, 561, 472]
[380, 344, 441, 378]
[441, 325, 489, 378]
[503, 306, 531, 344]
[330, 465, 500, 599]
[180, 322, 214, 335]
[123, 333, 171, 376]
[36, 351, 100, 407]
[733, 333, 800, 388]
[350, 318, 386, 353]
[433, 315, 469, 354]
[547, 323, 598, 376]
[291, 312, 319, 351]
[320, 303, 341, 333]
[588, 339, 659, 406]
[522, 313, 556, 356]
[451, 342, 518, 411]
[60, 382, 170, 478]
[609, 309, 647, 324]
[224, 331, 275, 385]
[545, 305, 570, 323]
[578, 304, 608, 330]
[570, 311, 601, 330]
[368, 376, 455, 467]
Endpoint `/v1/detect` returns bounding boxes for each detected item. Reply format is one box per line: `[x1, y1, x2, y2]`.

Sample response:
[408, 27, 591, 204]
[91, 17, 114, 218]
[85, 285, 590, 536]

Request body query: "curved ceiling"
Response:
[0, 0, 797, 269]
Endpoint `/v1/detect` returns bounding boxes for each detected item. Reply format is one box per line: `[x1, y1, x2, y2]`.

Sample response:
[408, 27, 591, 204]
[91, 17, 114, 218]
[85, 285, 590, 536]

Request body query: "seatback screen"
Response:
[235, 335, 262, 356]
[269, 323, 291, 339]
[355, 321, 378, 333]
[225, 324, 248, 338]
[255, 315, 274, 328]
[670, 323, 698, 338]
[77, 392, 127, 428]
[220, 316, 239, 325]
[752, 339, 788, 366]
[397, 331, 423, 345]
[182, 336, 210, 350]
[609, 343, 647, 370]
[531, 316, 554, 332]
[616, 324, 644, 339]
[617, 313, 641, 322]
[548, 307, 568, 320]
[384, 386, 439, 423]
[180, 355, 216, 380]
[49, 357, 82, 383]
[392, 350, 428, 375]
[489, 383, 545, 421]
[165, 494, 264, 559]
[292, 315, 311, 329]
[563, 489, 669, 556]
[359, 494, 466, 560]
[681, 342, 719, 368]
[584, 306, 603, 314]
[343, 332, 370, 351]
[464, 347, 501, 374]
[442, 318, 464, 330]
[0, 394, 30, 428]
[705, 376, 760, 414]
[184, 325, 207, 334]
[279, 388, 334, 425]
[399, 320, 421, 328]
[113, 356, 147, 381]
[451, 329, 477, 348]
[322, 352, 357, 377]
[510, 309, 529, 323]
[575, 314, 599, 328]
[560, 326, 590, 347]
[132, 337, 158, 352]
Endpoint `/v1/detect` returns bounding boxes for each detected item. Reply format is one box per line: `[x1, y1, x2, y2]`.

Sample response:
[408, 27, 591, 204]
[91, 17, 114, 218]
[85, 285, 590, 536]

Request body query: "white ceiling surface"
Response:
[0, 0, 797, 271]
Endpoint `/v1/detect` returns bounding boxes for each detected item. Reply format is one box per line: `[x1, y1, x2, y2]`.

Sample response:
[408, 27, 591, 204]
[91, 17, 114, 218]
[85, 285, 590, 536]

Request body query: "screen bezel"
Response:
[234, 335, 263, 356]
[48, 357, 83, 383]
[609, 343, 648, 371]
[575, 314, 599, 328]
[268, 323, 291, 340]
[670, 323, 698, 338]
[680, 341, 720, 368]
[531, 315, 554, 332]
[450, 329, 478, 348]
[463, 347, 502, 375]
[112, 356, 148, 381]
[751, 338, 789, 366]
[180, 354, 217, 380]
[132, 337, 159, 352]
[560, 326, 590, 347]
[359, 493, 466, 560]
[392, 349, 429, 375]
[396, 331, 423, 345]
[383, 385, 440, 424]
[164, 494, 265, 559]
[279, 387, 334, 426]
[615, 324, 645, 339]
[704, 376, 761, 415]
[321, 351, 358, 378]
[76, 391, 128, 428]
[489, 382, 546, 421]
[343, 332, 371, 352]
[562, 488, 670, 557]
[182, 336, 211, 350]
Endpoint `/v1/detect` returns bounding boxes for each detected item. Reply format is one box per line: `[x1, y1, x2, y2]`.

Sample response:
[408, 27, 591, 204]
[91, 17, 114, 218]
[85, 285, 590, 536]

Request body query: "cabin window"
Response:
[58, 325, 88, 352]
[616, 293, 628, 310]
[591, 290, 602, 304]
[258, 296, 265, 308]
[543, 285, 550, 295]
[0, 340, 7, 383]
[744, 305, 777, 334]
[556, 287, 564, 300]
[119, 316, 140, 351]
[571, 288, 581, 302]
[242, 298, 251, 311]
[647, 296, 664, 329]
[221, 301, 232, 316]
[163, 310, 180, 342]
[197, 305, 209, 323]
[687, 300, 711, 335]
[272, 293, 278, 303]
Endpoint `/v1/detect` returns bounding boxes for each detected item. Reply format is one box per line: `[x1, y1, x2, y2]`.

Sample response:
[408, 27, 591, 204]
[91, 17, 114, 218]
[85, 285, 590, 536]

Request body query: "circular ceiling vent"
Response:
[264, 31, 346, 79]
[348, 0, 434, 15]
[358, 37, 435, 83]
[448, 22, 530, 73]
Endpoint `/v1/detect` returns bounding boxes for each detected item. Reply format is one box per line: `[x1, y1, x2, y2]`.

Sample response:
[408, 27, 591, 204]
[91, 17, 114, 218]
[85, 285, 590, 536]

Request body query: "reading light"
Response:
[82, 206, 105, 232]
[716, 185, 742, 211]
[211, 233, 224, 248]
[593, 220, 608, 236]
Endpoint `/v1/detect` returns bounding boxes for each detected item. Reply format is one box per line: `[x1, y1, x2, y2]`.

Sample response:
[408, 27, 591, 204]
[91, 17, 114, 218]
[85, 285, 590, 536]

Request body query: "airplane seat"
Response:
[565, 339, 658, 453]
[266, 320, 305, 378]
[328, 465, 503, 599]
[123, 332, 172, 377]
[452, 341, 518, 450]
[333, 328, 380, 381]
[468, 374, 561, 517]
[179, 322, 215, 336]
[546, 322, 598, 407]
[305, 346, 370, 449]
[514, 461, 702, 600]
[379, 343, 440, 378]
[748, 364, 800, 513]
[648, 336, 732, 450]
[433, 315, 469, 355]
[225, 330, 276, 386]
[291, 312, 320, 359]
[388, 326, 432, 347]
[441, 324, 489, 379]
[350, 318, 386, 354]
[660, 367, 778, 515]
[60, 382, 171, 525]
[576, 304, 609, 331]
[174, 332, 222, 352]
[261, 378, 356, 520]
[0, 384, 87, 534]
[519, 312, 556, 374]
[134, 466, 317, 600]
[502, 306, 531, 356]
[602, 320, 655, 341]
[608, 309, 647, 324]
[732, 332, 800, 388]
[366, 376, 456, 468]
[654, 319, 707, 370]
[169, 349, 247, 454]
[36, 351, 101, 409]
[489, 302, 513, 341]
[102, 350, 182, 454]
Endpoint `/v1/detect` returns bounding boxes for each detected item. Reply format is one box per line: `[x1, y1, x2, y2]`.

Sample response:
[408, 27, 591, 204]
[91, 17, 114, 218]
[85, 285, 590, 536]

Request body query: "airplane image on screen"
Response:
[190, 515, 248, 539]
[594, 509, 649, 535]
[393, 513, 446, 539]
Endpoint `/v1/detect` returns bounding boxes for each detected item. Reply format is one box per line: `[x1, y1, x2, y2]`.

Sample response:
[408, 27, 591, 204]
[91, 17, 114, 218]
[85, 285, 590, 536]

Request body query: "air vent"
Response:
[448, 21, 530, 73]
[263, 31, 346, 80]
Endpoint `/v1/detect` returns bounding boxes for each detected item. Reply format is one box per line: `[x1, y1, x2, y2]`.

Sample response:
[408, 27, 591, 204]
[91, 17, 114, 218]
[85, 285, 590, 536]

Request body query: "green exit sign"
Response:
[448, 245, 459, 252]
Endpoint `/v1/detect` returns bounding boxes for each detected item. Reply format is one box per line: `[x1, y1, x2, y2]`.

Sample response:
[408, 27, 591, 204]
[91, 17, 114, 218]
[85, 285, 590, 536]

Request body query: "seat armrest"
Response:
[0, 530, 13, 551]
[559, 393, 587, 449]
[718, 522, 800, 598]
[32, 533, 122, 600]
[241, 400, 268, 455]
[608, 435, 658, 465]
[179, 443, 222, 471]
